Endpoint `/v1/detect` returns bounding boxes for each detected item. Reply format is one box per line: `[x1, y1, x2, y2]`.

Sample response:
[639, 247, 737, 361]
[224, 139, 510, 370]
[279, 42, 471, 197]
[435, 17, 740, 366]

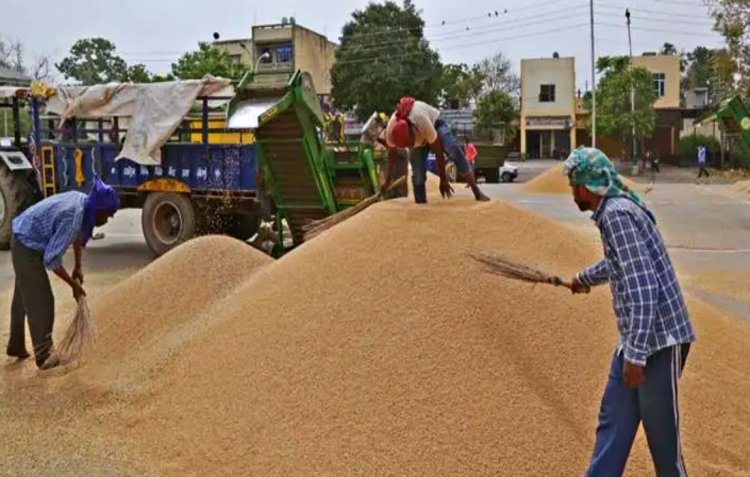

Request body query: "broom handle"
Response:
[378, 176, 408, 198]
[549, 276, 574, 290]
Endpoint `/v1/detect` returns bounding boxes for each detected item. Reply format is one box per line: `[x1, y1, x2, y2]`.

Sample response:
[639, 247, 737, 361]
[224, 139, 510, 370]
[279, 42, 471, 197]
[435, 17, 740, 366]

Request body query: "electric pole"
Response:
[590, 0, 597, 148]
[626, 8, 637, 171]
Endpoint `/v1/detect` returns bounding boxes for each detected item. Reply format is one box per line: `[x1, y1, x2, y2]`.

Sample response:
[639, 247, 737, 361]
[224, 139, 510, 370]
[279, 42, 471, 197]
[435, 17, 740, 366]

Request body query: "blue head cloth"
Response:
[82, 177, 119, 246]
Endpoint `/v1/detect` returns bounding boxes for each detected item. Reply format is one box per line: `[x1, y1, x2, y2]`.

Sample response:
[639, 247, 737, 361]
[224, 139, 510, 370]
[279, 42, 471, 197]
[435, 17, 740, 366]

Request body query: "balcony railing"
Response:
[256, 62, 293, 72]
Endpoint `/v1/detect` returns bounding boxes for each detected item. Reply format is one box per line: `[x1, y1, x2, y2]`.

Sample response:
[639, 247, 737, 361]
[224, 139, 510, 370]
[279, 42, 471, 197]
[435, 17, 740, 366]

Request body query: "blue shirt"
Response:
[12, 191, 86, 270]
[577, 197, 695, 366]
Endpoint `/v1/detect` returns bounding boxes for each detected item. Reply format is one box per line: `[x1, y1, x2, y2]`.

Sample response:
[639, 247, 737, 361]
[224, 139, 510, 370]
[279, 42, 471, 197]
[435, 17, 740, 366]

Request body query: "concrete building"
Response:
[520, 56, 576, 158]
[632, 53, 681, 109]
[213, 38, 253, 67]
[214, 21, 337, 97]
[0, 66, 32, 87]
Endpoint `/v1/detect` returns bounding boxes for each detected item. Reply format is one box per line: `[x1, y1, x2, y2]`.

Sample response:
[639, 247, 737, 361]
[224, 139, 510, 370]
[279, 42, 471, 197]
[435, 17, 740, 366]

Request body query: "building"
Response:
[0, 66, 32, 87]
[214, 20, 337, 97]
[632, 53, 681, 109]
[520, 56, 576, 159]
[212, 38, 253, 67]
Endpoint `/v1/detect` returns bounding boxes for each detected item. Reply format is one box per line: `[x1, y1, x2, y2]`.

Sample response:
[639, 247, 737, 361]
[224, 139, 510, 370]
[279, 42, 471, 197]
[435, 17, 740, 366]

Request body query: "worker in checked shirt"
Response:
[6, 177, 119, 369]
[564, 147, 695, 477]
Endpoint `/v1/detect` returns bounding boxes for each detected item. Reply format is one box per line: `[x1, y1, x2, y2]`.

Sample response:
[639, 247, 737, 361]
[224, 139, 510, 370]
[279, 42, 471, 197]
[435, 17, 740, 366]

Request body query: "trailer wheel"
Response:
[142, 193, 196, 256]
[485, 168, 501, 184]
[0, 165, 36, 250]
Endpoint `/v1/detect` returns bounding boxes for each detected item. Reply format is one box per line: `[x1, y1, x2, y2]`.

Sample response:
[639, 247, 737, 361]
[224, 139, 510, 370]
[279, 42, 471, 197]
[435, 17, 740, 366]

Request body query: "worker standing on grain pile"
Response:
[380, 96, 490, 203]
[6, 177, 119, 370]
[564, 147, 695, 477]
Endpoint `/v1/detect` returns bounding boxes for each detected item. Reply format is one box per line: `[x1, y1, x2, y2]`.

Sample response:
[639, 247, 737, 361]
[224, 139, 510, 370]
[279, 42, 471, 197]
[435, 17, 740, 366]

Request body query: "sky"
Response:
[5, 0, 724, 91]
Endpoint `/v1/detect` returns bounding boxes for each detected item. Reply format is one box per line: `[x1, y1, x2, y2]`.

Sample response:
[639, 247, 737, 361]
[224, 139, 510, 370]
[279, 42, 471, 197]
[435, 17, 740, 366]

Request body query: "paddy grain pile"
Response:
[3, 192, 749, 476]
[523, 162, 639, 195]
[83, 235, 273, 388]
[110, 195, 748, 476]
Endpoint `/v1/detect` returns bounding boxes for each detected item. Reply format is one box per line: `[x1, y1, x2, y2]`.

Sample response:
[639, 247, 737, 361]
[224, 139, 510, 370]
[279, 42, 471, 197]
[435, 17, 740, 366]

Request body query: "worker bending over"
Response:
[6, 177, 119, 369]
[565, 147, 695, 477]
[380, 97, 490, 203]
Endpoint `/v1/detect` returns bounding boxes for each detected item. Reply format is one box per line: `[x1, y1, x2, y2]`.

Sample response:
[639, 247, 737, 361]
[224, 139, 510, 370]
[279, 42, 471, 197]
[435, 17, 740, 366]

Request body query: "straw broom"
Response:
[470, 251, 573, 290]
[49, 296, 97, 366]
[303, 176, 408, 241]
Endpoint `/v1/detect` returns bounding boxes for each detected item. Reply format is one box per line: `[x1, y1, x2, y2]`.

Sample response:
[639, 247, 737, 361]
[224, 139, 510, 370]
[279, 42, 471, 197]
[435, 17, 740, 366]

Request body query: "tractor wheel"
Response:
[0, 165, 36, 250]
[446, 163, 458, 183]
[142, 193, 197, 256]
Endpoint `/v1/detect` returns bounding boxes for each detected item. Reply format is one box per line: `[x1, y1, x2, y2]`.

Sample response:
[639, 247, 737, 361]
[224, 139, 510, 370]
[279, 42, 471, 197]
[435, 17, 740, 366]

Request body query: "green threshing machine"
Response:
[228, 70, 380, 253]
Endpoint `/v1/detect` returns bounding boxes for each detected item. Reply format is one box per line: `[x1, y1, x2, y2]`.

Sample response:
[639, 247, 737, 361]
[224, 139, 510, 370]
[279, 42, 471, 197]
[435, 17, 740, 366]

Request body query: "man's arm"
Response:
[576, 259, 610, 288]
[603, 211, 659, 367]
[72, 236, 83, 284]
[428, 139, 447, 180]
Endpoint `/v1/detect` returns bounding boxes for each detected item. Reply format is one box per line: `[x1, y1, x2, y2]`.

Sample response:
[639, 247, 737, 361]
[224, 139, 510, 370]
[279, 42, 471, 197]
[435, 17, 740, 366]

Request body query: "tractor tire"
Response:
[142, 192, 197, 256]
[501, 171, 514, 183]
[0, 165, 36, 250]
[230, 213, 259, 241]
[446, 163, 458, 183]
[484, 168, 501, 184]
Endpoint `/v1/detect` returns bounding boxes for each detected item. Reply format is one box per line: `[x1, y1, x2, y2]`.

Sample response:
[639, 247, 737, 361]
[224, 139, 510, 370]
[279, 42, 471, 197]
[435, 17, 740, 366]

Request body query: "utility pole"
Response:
[626, 8, 637, 172]
[590, 0, 597, 148]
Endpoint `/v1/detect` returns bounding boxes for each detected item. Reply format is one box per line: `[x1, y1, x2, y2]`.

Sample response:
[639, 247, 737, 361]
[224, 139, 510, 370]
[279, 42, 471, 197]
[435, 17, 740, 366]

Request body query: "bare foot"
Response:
[6, 348, 30, 360]
[474, 190, 491, 202]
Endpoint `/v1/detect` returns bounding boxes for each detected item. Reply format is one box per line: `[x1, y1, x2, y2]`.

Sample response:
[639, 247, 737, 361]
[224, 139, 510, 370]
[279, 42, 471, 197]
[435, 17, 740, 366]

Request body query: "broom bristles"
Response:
[303, 176, 407, 241]
[50, 297, 97, 366]
[470, 252, 570, 289]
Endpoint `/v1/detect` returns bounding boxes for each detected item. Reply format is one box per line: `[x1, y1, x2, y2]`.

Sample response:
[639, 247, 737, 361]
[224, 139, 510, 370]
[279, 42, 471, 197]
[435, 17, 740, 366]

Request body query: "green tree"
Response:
[56, 38, 128, 84]
[660, 42, 679, 56]
[585, 56, 657, 157]
[707, 0, 750, 98]
[439, 63, 485, 109]
[473, 90, 517, 143]
[171, 42, 239, 80]
[124, 64, 152, 83]
[331, 1, 442, 120]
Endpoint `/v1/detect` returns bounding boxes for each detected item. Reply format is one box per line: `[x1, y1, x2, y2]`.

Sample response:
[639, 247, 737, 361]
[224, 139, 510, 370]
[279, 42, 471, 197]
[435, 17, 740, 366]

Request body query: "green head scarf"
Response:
[563, 146, 655, 223]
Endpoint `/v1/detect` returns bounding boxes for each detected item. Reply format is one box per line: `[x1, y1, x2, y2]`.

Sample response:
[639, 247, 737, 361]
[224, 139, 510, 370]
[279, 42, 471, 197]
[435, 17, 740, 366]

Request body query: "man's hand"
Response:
[439, 177, 454, 199]
[570, 276, 591, 294]
[72, 267, 84, 285]
[623, 361, 645, 388]
[72, 280, 86, 302]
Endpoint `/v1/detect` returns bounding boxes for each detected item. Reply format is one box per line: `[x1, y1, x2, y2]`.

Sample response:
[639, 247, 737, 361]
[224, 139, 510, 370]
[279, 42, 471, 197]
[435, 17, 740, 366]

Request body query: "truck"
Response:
[0, 71, 379, 257]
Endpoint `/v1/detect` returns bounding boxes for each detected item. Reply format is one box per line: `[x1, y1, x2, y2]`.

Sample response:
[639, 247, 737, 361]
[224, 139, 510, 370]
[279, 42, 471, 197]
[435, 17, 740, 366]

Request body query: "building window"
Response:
[695, 89, 708, 108]
[276, 45, 293, 64]
[539, 84, 556, 102]
[229, 54, 242, 66]
[653, 73, 666, 98]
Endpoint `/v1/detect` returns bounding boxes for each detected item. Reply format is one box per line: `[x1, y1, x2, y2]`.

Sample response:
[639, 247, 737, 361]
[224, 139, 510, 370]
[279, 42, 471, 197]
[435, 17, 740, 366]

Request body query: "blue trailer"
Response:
[11, 83, 268, 256]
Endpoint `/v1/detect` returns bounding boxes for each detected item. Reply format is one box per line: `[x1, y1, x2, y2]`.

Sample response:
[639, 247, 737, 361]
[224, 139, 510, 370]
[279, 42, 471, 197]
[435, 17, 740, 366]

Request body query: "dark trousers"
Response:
[586, 344, 690, 477]
[8, 235, 55, 367]
[697, 166, 710, 178]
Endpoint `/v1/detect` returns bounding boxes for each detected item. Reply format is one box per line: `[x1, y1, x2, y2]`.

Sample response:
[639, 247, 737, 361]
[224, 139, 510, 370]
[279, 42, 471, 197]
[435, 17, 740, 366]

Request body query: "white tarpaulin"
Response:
[45, 76, 234, 166]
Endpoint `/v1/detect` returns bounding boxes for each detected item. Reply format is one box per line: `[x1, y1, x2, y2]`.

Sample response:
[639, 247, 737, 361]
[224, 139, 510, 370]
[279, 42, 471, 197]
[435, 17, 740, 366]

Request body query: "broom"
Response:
[303, 176, 408, 241]
[470, 251, 573, 290]
[49, 296, 97, 366]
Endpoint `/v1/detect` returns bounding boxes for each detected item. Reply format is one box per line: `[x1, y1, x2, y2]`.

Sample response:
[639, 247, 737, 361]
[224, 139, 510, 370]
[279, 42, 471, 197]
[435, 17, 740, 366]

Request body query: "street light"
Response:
[590, 0, 596, 148]
[254, 52, 271, 73]
[626, 8, 637, 171]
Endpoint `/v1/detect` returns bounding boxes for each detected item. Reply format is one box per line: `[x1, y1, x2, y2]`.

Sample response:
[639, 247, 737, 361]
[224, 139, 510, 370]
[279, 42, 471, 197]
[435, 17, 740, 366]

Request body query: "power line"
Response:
[596, 2, 713, 20]
[597, 21, 722, 38]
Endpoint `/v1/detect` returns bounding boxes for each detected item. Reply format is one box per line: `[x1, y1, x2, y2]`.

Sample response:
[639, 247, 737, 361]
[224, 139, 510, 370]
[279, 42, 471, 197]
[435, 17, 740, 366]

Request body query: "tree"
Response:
[56, 38, 129, 84]
[475, 52, 520, 99]
[473, 90, 517, 143]
[171, 42, 239, 80]
[585, 56, 657, 157]
[124, 64, 152, 83]
[439, 63, 485, 109]
[706, 0, 750, 98]
[0, 39, 24, 72]
[331, 1, 442, 120]
[660, 42, 679, 56]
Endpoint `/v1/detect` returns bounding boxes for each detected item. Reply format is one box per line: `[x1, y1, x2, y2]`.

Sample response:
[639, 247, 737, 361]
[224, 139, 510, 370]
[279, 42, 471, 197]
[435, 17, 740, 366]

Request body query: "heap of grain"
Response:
[523, 162, 639, 195]
[82, 235, 273, 388]
[734, 179, 750, 194]
[104, 194, 747, 476]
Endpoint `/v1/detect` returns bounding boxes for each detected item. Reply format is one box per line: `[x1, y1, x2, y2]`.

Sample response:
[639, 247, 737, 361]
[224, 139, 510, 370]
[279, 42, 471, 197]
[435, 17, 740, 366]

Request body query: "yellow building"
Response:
[212, 38, 253, 67]
[520, 56, 577, 158]
[631, 53, 681, 109]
